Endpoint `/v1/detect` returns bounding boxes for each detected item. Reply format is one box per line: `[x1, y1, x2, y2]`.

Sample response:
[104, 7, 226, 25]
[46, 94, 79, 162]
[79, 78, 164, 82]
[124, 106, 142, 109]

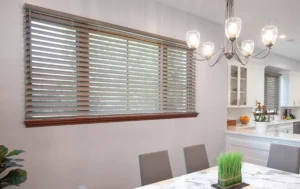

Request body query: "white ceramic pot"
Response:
[255, 122, 268, 134]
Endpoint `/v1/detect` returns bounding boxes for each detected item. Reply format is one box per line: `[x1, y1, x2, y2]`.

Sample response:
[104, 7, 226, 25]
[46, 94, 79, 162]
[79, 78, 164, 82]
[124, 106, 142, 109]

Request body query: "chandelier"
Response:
[185, 0, 278, 66]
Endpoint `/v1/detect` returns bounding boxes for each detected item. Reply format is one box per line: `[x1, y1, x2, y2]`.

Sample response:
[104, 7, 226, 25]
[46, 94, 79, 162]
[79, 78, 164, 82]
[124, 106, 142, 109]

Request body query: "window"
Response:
[264, 73, 280, 112]
[24, 4, 197, 127]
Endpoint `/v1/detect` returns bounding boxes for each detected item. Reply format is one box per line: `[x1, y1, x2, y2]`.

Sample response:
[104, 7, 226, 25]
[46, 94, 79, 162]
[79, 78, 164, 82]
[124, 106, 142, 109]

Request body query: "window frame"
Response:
[24, 4, 198, 128]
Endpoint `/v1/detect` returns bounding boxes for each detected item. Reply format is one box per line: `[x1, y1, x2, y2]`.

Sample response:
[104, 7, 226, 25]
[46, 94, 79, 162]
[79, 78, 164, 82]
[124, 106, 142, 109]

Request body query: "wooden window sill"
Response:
[25, 112, 199, 128]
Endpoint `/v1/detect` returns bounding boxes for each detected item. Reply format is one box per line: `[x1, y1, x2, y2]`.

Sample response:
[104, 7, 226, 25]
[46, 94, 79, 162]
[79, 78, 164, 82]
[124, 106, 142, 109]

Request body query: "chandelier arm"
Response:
[194, 47, 223, 58]
[193, 57, 207, 61]
[234, 38, 243, 55]
[194, 51, 206, 59]
[250, 48, 271, 59]
[208, 49, 225, 67]
[211, 47, 225, 57]
[234, 54, 247, 66]
[233, 49, 249, 66]
[191, 51, 207, 61]
[193, 47, 225, 62]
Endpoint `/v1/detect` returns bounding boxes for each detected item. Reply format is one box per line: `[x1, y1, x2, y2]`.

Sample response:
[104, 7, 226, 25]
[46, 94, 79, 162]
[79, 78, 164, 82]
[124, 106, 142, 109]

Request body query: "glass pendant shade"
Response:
[186, 30, 200, 49]
[202, 42, 214, 58]
[241, 40, 254, 57]
[262, 25, 278, 47]
[225, 17, 242, 41]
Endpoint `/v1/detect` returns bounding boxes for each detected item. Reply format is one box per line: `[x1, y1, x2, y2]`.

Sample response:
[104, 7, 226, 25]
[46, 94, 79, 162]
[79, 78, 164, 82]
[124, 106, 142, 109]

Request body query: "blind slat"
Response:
[27, 76, 195, 89]
[26, 109, 196, 118]
[27, 61, 195, 79]
[26, 90, 195, 98]
[26, 51, 196, 71]
[27, 57, 196, 76]
[26, 85, 193, 94]
[26, 104, 196, 112]
[27, 78, 196, 91]
[26, 96, 196, 102]
[26, 100, 194, 106]
[26, 64, 195, 84]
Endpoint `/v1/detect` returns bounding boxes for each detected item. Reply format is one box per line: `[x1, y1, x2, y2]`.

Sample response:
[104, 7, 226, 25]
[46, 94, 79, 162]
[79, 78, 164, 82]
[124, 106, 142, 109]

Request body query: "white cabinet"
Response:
[228, 64, 248, 106]
[266, 123, 294, 134]
[281, 72, 300, 107]
[226, 130, 300, 166]
[291, 73, 300, 106]
[289, 74, 297, 106]
[247, 66, 265, 107]
[228, 61, 265, 108]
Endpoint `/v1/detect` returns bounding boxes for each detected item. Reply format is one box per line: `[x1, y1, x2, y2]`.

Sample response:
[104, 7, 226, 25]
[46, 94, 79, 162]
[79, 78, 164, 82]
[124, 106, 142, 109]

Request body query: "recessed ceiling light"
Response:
[279, 35, 286, 39]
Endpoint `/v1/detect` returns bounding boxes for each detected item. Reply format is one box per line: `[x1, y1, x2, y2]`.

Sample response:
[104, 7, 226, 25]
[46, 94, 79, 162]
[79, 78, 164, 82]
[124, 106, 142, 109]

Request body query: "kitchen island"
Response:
[226, 120, 300, 166]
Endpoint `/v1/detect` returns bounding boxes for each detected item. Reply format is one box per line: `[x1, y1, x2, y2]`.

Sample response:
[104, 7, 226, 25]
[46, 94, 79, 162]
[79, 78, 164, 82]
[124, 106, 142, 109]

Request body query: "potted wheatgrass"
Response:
[217, 152, 243, 188]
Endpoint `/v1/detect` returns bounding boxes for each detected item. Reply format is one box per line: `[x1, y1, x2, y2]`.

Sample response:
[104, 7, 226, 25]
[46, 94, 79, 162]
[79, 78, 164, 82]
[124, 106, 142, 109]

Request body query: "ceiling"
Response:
[156, 0, 300, 61]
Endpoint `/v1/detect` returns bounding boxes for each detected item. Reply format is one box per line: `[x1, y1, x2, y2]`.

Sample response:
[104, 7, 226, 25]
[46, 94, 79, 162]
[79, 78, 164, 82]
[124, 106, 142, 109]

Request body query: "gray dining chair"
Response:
[267, 143, 300, 174]
[183, 144, 210, 174]
[139, 150, 173, 186]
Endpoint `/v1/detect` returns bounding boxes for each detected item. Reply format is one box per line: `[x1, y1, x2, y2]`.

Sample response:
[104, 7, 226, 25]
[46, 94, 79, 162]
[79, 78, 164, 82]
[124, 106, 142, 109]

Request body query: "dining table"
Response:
[134, 162, 300, 189]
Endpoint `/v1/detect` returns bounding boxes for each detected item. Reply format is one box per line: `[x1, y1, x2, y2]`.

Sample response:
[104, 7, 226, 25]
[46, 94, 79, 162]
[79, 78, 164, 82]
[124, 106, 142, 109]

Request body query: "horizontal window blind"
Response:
[264, 73, 280, 110]
[24, 5, 196, 125]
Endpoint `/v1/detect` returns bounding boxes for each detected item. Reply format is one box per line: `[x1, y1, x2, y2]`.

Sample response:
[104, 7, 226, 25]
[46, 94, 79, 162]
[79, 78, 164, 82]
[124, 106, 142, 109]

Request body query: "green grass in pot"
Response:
[217, 152, 243, 188]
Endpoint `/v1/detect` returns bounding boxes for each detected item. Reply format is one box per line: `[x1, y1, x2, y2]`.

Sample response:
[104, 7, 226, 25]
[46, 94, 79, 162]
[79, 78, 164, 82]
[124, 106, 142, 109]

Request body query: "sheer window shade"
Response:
[264, 73, 280, 110]
[24, 4, 197, 127]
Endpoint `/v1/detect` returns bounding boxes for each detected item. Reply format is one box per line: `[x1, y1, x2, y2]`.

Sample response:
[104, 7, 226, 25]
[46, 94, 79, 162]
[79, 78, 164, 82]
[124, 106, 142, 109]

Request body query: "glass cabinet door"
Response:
[239, 67, 247, 106]
[228, 64, 248, 107]
[230, 65, 238, 106]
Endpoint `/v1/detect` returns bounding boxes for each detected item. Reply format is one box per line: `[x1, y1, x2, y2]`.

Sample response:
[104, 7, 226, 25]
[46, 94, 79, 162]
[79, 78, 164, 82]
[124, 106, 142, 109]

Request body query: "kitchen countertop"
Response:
[235, 119, 300, 128]
[226, 126, 300, 143]
[267, 119, 300, 125]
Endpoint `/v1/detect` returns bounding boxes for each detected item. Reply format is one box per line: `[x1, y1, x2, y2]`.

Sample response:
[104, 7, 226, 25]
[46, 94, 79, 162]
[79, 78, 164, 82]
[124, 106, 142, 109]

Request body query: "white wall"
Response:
[254, 51, 300, 73]
[0, 0, 227, 189]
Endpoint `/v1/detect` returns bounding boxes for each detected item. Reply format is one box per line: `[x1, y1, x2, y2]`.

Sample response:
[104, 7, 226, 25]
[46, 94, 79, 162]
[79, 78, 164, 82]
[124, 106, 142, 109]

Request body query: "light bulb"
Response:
[189, 35, 198, 47]
[241, 40, 254, 57]
[186, 30, 200, 49]
[265, 31, 273, 44]
[225, 17, 242, 41]
[262, 25, 278, 47]
[202, 42, 214, 58]
[228, 23, 238, 37]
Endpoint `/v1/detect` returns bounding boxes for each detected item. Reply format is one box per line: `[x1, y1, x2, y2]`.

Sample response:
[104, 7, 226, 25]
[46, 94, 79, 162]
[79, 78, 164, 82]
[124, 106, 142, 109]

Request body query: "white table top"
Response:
[134, 163, 300, 189]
